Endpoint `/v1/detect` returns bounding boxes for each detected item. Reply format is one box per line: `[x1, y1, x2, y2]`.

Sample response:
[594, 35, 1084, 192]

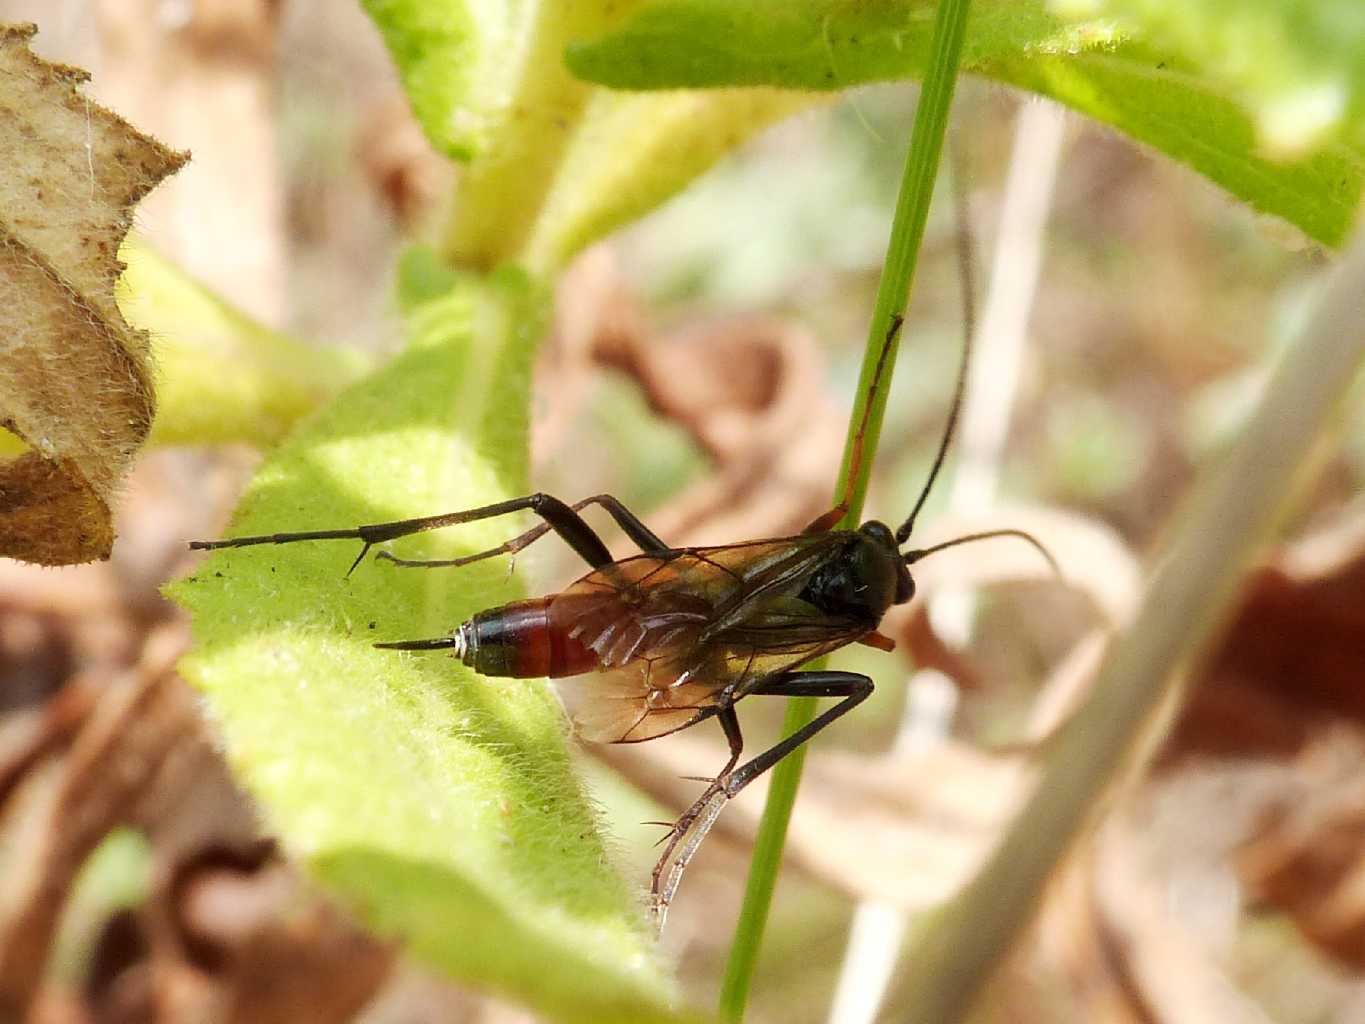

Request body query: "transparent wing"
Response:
[549, 538, 869, 743]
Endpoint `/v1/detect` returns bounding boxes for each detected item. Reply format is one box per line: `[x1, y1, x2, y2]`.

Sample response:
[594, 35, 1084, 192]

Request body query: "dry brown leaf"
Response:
[359, 92, 453, 230]
[0, 22, 185, 565]
[0, 634, 192, 1016]
[542, 247, 845, 547]
[162, 848, 394, 1024]
[624, 314, 845, 546]
[1034, 823, 1275, 1024]
[0, 680, 95, 808]
[1172, 511, 1365, 761]
[893, 504, 1137, 747]
[0, 627, 395, 1021]
[1238, 737, 1365, 969]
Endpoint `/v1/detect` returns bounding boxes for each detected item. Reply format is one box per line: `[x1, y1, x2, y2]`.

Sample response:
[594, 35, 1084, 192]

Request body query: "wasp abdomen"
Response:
[459, 598, 598, 679]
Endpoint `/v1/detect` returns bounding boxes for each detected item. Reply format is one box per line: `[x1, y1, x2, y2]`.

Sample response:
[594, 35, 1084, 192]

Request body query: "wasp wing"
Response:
[549, 536, 871, 743]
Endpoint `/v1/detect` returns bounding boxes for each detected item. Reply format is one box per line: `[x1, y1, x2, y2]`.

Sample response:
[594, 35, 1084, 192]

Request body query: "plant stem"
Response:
[827, 96, 1068, 1024]
[717, 1, 973, 1018]
[436, 6, 619, 271]
[890, 229, 1365, 1022]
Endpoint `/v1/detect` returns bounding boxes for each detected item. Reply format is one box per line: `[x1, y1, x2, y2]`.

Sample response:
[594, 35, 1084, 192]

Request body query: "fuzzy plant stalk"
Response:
[890, 226, 1365, 1022]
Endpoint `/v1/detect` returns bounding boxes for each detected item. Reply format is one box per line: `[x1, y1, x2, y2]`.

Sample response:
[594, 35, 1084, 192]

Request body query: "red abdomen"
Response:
[459, 597, 599, 679]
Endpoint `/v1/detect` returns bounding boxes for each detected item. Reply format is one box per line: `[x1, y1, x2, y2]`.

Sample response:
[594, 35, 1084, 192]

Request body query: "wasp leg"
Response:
[381, 493, 670, 571]
[192, 493, 616, 574]
[648, 706, 743, 914]
[802, 503, 847, 534]
[650, 674, 872, 908]
[577, 494, 669, 553]
[731, 671, 873, 789]
[672, 708, 743, 785]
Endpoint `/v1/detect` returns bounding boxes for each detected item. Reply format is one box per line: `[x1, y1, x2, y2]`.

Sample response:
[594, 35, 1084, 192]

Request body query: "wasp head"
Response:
[799, 521, 914, 621]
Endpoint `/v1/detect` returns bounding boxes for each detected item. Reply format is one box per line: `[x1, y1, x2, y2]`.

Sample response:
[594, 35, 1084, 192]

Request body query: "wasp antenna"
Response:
[833, 312, 905, 517]
[895, 133, 976, 546]
[903, 528, 1061, 578]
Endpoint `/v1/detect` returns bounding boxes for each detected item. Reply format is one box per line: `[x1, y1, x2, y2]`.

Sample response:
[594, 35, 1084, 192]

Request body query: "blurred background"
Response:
[2, 1, 1363, 1022]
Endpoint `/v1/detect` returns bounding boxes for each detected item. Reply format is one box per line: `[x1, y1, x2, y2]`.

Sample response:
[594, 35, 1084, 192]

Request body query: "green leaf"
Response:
[520, 88, 820, 271]
[565, 0, 1099, 90]
[564, 0, 1365, 247]
[116, 241, 368, 448]
[984, 43, 1362, 248]
[1060, 0, 1365, 157]
[358, 0, 486, 161]
[361, 1, 818, 272]
[363, 0, 643, 267]
[171, 271, 686, 1024]
[53, 829, 150, 983]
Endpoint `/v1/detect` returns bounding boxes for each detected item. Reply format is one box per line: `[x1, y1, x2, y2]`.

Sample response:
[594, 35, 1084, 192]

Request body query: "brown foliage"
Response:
[1173, 515, 1365, 760]
[0, 23, 184, 564]
[0, 618, 396, 1023]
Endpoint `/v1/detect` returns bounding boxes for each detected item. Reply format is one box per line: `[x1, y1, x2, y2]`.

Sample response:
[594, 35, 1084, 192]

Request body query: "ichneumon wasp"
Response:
[190, 208, 1054, 921]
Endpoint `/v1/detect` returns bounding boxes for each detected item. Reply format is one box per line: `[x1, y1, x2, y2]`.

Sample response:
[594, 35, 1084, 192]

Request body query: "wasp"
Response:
[191, 305, 1051, 916]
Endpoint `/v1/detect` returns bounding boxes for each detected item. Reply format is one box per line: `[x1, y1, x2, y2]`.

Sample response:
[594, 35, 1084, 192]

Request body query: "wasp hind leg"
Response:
[377, 492, 670, 572]
[649, 673, 873, 919]
[192, 492, 669, 575]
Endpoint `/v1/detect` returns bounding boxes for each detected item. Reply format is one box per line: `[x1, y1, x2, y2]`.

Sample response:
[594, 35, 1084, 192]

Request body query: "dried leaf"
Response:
[1036, 821, 1274, 1024]
[1172, 512, 1365, 760]
[170, 850, 394, 1024]
[0, 640, 193, 1017]
[620, 316, 846, 545]
[547, 251, 910, 548]
[0, 23, 185, 565]
[909, 505, 1143, 627]
[1239, 738, 1365, 969]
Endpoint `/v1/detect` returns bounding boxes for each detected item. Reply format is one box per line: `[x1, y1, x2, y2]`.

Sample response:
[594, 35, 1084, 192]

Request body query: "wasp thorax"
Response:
[798, 524, 908, 621]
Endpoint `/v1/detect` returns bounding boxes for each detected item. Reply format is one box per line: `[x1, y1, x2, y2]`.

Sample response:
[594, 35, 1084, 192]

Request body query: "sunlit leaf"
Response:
[1058, 0, 1365, 157]
[564, 0, 1365, 246]
[172, 271, 687, 1023]
[521, 88, 820, 270]
[362, 1, 818, 272]
[117, 240, 369, 448]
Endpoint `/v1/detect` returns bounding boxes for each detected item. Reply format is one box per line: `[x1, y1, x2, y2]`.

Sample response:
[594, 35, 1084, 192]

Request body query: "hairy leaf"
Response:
[521, 88, 819, 270]
[566, 0, 1096, 90]
[0, 23, 185, 564]
[563, 0, 1365, 247]
[1063, 0, 1365, 157]
[360, 0, 490, 162]
[362, 0, 817, 272]
[986, 43, 1361, 248]
[171, 271, 686, 1023]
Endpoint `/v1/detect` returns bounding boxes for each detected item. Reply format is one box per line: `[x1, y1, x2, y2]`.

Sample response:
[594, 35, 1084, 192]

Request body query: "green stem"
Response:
[434, 5, 638, 272]
[717, 1, 973, 1018]
[889, 230, 1365, 1022]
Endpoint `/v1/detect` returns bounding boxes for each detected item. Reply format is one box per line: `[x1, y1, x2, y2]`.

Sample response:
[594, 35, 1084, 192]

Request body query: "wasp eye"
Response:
[894, 563, 915, 605]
